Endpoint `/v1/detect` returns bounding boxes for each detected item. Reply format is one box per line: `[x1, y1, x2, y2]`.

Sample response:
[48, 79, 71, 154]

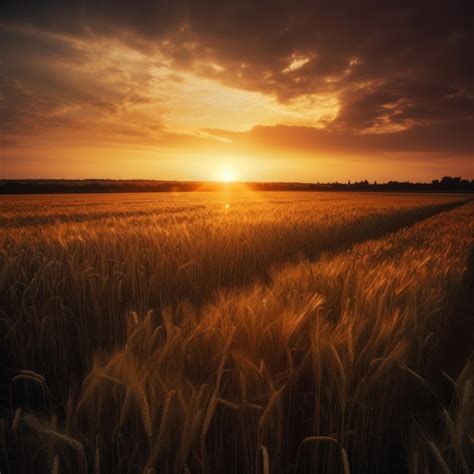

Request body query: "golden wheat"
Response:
[1, 191, 472, 473]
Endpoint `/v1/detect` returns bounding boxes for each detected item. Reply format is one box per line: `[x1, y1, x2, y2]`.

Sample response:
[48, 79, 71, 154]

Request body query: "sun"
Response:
[218, 166, 237, 183]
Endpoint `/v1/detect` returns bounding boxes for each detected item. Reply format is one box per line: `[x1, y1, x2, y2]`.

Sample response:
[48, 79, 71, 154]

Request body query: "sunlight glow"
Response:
[218, 166, 238, 183]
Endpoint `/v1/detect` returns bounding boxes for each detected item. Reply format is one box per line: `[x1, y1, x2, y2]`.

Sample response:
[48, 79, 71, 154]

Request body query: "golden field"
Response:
[0, 191, 473, 474]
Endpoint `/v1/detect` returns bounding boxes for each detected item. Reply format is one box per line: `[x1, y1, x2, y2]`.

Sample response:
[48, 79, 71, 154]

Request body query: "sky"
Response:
[1, 1, 473, 182]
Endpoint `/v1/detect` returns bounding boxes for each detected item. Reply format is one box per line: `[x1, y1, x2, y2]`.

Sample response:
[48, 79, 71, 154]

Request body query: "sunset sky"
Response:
[1, 1, 473, 182]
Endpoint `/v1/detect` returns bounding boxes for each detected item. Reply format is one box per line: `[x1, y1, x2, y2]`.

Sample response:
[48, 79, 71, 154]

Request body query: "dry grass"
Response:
[0, 191, 473, 473]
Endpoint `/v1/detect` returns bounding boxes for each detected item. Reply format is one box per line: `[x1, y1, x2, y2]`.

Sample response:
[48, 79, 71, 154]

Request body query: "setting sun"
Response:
[217, 166, 238, 183]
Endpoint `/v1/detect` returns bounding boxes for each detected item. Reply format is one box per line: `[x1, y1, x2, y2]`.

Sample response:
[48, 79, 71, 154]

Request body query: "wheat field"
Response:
[0, 191, 473, 474]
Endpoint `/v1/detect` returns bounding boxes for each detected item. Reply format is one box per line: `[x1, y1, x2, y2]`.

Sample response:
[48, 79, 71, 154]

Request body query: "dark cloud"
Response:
[0, 74, 63, 135]
[205, 118, 474, 156]
[1, 0, 473, 161]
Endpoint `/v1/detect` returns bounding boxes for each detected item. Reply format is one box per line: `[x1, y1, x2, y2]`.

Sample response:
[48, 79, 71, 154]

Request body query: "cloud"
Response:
[1, 1, 473, 179]
[0, 24, 339, 146]
[205, 118, 474, 156]
[3, 2, 472, 131]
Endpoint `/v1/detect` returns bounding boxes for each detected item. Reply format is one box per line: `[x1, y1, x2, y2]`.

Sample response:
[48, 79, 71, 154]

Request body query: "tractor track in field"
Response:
[186, 198, 472, 310]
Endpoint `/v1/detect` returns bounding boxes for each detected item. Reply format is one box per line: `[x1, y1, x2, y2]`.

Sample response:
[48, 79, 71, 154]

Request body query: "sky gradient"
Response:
[1, 1, 473, 182]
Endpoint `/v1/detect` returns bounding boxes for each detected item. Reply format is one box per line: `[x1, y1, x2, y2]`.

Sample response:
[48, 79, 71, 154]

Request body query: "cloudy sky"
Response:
[1, 1, 473, 182]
